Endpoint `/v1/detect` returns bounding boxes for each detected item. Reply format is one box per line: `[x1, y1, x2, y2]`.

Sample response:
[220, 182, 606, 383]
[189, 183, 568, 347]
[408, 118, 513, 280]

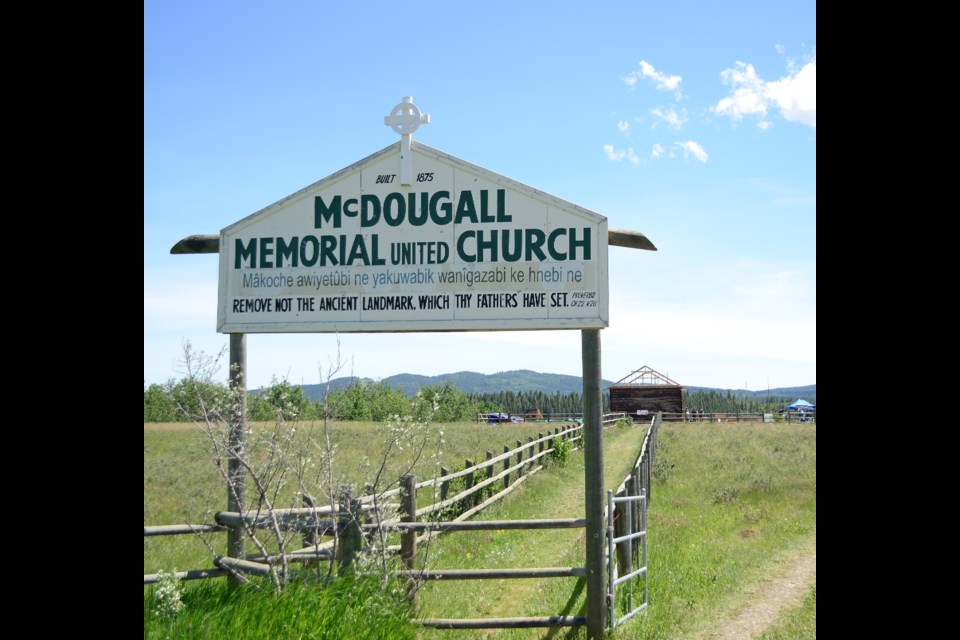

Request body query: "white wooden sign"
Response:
[218, 103, 608, 333]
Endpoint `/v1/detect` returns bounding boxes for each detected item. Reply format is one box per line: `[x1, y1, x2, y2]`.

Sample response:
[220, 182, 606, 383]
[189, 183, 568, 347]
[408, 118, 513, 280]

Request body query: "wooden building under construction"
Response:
[609, 366, 685, 421]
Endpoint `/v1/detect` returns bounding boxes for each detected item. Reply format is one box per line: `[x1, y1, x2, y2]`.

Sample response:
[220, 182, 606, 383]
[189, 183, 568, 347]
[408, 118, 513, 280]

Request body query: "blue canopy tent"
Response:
[785, 398, 815, 422]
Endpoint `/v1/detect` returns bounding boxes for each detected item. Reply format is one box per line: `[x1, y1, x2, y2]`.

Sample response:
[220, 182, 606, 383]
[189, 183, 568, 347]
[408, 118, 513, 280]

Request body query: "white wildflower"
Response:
[153, 569, 185, 619]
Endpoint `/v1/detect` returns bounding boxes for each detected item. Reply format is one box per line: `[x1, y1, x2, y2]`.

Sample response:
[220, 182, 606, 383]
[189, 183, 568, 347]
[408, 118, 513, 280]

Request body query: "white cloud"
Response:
[640, 61, 682, 93]
[650, 107, 686, 129]
[714, 62, 768, 120]
[622, 60, 682, 99]
[765, 59, 816, 128]
[617, 120, 630, 134]
[713, 56, 816, 129]
[603, 144, 641, 166]
[606, 140, 704, 164]
[674, 141, 708, 163]
[603, 144, 625, 161]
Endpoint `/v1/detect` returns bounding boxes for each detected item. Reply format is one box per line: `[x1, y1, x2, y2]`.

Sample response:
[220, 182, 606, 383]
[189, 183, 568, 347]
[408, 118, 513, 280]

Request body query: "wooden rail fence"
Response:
[144, 420, 607, 584]
[648, 411, 814, 423]
[144, 412, 649, 631]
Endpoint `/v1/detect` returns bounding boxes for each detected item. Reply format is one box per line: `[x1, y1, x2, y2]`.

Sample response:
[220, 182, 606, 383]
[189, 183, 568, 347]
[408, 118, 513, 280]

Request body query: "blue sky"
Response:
[144, 0, 815, 392]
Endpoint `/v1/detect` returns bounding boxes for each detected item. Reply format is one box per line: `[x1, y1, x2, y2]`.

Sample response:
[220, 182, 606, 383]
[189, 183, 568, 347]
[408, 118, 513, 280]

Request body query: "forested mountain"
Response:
[301, 371, 814, 402]
[300, 369, 617, 400]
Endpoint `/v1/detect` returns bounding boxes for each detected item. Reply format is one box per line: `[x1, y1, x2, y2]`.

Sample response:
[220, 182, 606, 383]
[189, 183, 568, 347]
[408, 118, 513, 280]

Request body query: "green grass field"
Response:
[144, 419, 578, 576]
[145, 420, 815, 639]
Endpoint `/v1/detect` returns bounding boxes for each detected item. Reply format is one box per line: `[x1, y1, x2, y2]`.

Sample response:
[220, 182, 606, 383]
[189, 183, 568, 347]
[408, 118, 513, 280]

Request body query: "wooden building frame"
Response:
[609, 366, 685, 421]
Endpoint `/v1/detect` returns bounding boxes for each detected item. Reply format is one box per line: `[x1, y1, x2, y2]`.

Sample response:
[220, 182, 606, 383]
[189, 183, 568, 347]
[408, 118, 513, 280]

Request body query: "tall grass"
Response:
[145, 420, 816, 639]
[144, 419, 571, 575]
[144, 573, 415, 640]
[412, 422, 815, 639]
[623, 422, 816, 640]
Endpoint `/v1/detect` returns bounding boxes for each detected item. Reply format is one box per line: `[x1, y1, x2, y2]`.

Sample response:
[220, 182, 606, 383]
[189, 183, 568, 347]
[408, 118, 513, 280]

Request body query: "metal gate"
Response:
[607, 488, 648, 629]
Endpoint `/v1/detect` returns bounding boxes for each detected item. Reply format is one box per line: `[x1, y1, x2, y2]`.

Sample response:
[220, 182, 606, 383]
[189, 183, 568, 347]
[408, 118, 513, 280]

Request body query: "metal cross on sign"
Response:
[384, 96, 430, 186]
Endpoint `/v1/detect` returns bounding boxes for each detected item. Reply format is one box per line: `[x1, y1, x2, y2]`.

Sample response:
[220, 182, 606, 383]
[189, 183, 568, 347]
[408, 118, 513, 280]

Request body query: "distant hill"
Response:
[300, 371, 815, 402]
[301, 369, 614, 400]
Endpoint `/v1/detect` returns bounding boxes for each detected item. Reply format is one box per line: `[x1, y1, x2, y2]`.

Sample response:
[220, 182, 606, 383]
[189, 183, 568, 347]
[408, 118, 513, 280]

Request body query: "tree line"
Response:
[683, 389, 811, 415]
[144, 378, 480, 423]
[144, 377, 812, 423]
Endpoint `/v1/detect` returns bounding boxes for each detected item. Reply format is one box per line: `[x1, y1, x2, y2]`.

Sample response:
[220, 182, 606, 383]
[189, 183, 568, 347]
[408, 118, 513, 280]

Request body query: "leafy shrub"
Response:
[652, 454, 674, 482]
[550, 438, 572, 466]
[145, 574, 415, 639]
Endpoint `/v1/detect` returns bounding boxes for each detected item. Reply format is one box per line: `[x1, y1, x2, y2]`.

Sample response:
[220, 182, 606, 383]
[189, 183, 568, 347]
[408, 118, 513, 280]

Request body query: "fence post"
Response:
[400, 474, 418, 609]
[641, 488, 648, 606]
[582, 328, 607, 638]
[528, 437, 535, 470]
[625, 488, 634, 597]
[226, 333, 246, 584]
[302, 494, 319, 572]
[503, 445, 511, 488]
[645, 456, 652, 505]
[516, 440, 524, 477]
[337, 487, 360, 576]
[465, 459, 475, 509]
[362, 483, 375, 546]
[630, 467, 641, 556]
[538, 433, 544, 457]
[486, 450, 494, 489]
[614, 489, 628, 577]
[637, 459, 646, 507]
[440, 466, 450, 501]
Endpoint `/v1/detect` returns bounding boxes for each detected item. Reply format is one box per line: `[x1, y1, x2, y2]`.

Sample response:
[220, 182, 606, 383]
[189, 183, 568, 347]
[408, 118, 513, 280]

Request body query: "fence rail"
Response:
[419, 615, 588, 629]
[143, 523, 226, 536]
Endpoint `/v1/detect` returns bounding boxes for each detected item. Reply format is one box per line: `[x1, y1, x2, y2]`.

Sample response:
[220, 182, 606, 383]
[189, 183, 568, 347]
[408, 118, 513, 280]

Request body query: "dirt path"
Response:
[701, 540, 816, 640]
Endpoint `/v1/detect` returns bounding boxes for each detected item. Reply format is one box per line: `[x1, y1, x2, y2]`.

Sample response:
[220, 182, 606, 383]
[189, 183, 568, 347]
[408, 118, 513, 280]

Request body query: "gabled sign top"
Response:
[215, 138, 610, 334]
[384, 96, 431, 186]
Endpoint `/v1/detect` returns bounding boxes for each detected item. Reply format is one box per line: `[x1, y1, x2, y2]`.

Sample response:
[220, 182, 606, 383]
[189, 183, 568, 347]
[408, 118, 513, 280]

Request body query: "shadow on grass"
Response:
[541, 576, 586, 640]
